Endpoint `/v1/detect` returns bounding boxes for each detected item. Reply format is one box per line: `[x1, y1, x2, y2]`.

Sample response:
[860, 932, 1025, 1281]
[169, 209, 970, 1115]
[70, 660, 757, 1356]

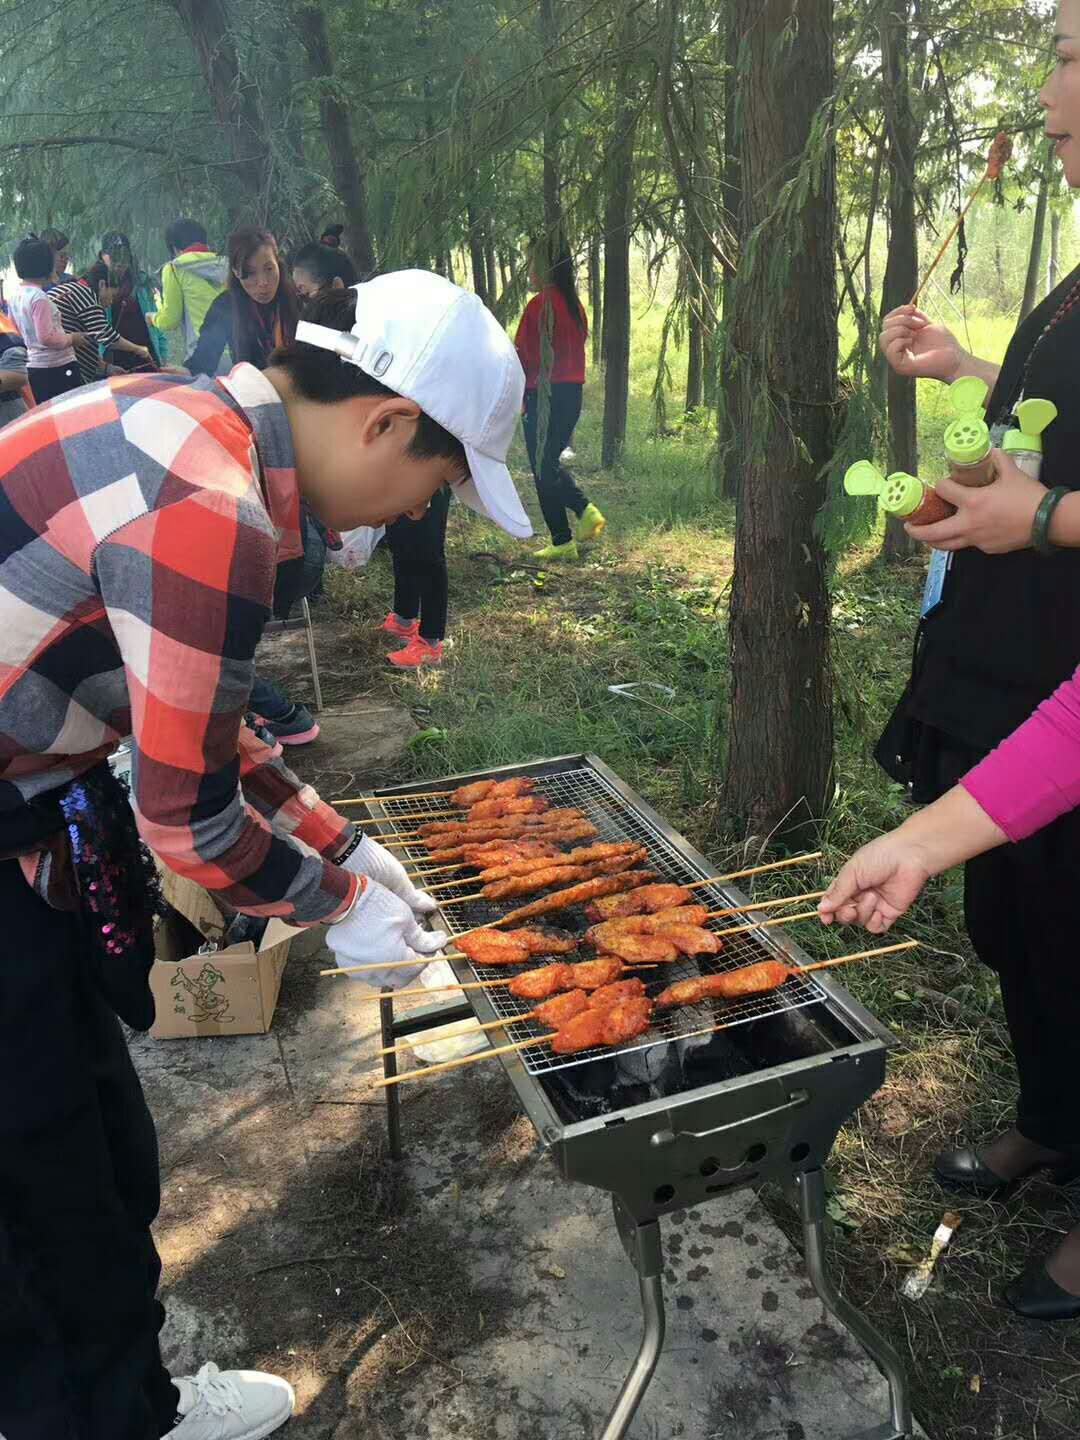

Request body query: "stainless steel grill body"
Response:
[371, 756, 912, 1440]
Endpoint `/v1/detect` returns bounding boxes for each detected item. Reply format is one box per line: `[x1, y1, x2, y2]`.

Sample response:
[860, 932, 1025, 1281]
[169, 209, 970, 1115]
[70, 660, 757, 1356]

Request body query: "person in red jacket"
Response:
[514, 237, 605, 561]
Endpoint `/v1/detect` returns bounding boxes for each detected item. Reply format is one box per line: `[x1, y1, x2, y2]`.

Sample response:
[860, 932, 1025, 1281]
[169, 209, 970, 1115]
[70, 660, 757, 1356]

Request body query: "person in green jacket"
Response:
[150, 219, 228, 364]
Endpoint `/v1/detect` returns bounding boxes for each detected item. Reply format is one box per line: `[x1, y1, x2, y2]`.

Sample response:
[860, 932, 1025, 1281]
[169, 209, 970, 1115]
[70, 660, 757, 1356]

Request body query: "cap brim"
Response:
[457, 443, 533, 538]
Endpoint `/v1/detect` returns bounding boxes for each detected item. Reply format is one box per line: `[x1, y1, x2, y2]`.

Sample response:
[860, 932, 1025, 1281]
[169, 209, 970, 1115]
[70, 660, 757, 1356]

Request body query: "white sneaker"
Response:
[170, 1361, 295, 1439]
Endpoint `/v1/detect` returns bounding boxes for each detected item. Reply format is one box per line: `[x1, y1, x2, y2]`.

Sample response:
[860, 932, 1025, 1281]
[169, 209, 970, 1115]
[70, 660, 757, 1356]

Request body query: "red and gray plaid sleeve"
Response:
[94, 487, 357, 925]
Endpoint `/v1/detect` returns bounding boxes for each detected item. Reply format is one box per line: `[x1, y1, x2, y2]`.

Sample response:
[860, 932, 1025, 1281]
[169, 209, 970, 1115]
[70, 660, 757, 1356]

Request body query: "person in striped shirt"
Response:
[0, 273, 530, 1440]
[49, 268, 153, 382]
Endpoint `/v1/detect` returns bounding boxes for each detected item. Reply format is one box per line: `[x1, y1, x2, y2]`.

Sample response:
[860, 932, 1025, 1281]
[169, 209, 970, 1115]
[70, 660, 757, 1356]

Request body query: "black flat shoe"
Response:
[933, 1147, 1080, 1198]
[1005, 1262, 1080, 1321]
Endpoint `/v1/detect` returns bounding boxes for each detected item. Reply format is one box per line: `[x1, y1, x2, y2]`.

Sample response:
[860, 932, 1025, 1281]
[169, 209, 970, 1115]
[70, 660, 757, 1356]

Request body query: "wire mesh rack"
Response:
[364, 761, 827, 1077]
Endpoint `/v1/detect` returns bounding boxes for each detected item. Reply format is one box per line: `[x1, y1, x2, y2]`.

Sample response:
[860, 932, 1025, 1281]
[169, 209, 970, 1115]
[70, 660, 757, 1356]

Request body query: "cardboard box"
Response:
[149, 870, 298, 1039]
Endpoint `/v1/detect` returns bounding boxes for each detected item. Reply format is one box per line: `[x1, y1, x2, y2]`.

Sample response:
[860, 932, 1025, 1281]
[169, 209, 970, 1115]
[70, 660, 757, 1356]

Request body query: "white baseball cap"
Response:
[295, 269, 532, 537]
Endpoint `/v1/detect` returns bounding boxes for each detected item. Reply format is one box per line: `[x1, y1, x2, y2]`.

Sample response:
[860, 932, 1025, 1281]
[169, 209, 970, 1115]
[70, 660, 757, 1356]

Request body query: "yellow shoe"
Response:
[533, 539, 580, 563]
[576, 503, 606, 543]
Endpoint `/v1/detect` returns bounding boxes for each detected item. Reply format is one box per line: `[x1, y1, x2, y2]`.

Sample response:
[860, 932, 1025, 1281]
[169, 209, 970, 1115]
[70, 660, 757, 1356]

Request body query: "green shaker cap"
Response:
[1002, 398, 1058, 455]
[949, 376, 989, 416]
[879, 472, 924, 518]
[844, 460, 884, 497]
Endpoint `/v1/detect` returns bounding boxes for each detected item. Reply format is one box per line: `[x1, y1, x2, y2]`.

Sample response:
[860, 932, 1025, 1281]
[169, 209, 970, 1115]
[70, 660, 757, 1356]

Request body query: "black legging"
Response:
[386, 485, 450, 642]
[27, 363, 82, 404]
[522, 383, 590, 545]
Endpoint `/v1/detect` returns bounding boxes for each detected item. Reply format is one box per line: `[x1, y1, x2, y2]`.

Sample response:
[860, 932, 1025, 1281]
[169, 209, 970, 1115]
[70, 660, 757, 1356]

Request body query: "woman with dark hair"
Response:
[149, 219, 227, 362]
[186, 226, 299, 376]
[292, 241, 358, 301]
[319, 224, 344, 248]
[514, 235, 604, 562]
[85, 232, 163, 372]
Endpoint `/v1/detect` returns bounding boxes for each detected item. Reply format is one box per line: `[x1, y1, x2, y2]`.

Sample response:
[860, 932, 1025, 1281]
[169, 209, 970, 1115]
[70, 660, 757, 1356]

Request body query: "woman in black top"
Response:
[875, 10, 1080, 1320]
[186, 226, 299, 376]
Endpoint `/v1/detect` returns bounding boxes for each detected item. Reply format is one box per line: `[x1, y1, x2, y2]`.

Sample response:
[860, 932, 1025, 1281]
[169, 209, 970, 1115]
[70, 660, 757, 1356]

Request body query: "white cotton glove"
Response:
[326, 879, 448, 991]
[340, 833, 439, 917]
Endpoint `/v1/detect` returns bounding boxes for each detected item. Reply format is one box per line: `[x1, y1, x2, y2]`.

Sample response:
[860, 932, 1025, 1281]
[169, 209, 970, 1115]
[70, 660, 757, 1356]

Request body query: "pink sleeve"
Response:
[33, 293, 69, 349]
[961, 662, 1080, 840]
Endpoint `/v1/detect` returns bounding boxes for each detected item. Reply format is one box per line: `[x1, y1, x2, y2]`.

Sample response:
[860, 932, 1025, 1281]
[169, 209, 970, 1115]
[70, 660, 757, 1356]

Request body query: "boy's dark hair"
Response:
[13, 237, 54, 280]
[166, 218, 208, 254]
[292, 241, 357, 291]
[269, 288, 467, 470]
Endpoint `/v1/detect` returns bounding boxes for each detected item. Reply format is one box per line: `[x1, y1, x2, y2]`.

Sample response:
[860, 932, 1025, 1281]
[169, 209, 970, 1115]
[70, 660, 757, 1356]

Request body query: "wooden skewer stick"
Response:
[435, 868, 829, 908]
[334, 791, 457, 807]
[713, 908, 821, 938]
[705, 890, 826, 922]
[371, 939, 920, 1088]
[910, 131, 1011, 306]
[320, 951, 470, 977]
[321, 962, 661, 994]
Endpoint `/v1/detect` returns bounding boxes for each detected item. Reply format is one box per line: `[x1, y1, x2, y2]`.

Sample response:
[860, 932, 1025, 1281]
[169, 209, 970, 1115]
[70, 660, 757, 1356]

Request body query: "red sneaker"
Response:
[388, 635, 443, 669]
[378, 612, 420, 639]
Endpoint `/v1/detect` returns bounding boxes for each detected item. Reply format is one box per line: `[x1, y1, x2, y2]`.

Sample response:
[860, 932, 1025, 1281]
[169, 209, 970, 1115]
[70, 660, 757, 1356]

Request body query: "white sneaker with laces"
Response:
[170, 1361, 294, 1439]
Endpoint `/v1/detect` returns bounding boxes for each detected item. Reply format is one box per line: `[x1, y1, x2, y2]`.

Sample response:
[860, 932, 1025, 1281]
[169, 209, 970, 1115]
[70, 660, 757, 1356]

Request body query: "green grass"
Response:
[317, 285, 1080, 1439]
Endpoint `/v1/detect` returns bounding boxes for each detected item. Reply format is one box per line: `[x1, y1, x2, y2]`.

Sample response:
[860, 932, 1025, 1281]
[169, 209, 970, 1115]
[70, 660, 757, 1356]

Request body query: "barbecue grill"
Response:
[367, 755, 912, 1440]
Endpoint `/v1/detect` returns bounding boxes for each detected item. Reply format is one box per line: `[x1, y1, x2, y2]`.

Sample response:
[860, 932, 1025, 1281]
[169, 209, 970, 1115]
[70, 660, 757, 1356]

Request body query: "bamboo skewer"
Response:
[433, 872, 825, 908]
[910, 132, 1011, 306]
[705, 890, 825, 922]
[321, 962, 662, 997]
[320, 951, 470, 977]
[712, 908, 821, 938]
[371, 939, 920, 1088]
[334, 791, 458, 807]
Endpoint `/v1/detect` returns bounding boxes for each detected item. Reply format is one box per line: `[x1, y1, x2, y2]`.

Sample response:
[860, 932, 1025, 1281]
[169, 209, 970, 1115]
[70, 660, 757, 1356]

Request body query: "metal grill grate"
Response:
[366, 762, 827, 1076]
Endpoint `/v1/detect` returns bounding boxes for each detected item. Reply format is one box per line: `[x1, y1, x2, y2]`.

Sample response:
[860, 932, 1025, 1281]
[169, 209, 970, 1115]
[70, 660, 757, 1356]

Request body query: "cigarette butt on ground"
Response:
[901, 1210, 963, 1301]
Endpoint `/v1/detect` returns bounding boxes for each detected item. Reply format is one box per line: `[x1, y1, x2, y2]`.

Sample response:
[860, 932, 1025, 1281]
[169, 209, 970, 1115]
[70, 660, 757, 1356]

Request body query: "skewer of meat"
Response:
[416, 840, 566, 876]
[424, 821, 599, 863]
[436, 848, 648, 904]
[374, 996, 657, 1086]
[469, 840, 642, 883]
[488, 869, 661, 929]
[583, 893, 825, 954]
[420, 801, 562, 839]
[327, 954, 653, 996]
[371, 940, 920, 1088]
[451, 777, 537, 808]
[655, 939, 920, 1008]
[582, 852, 823, 920]
[377, 980, 651, 1059]
[417, 808, 586, 842]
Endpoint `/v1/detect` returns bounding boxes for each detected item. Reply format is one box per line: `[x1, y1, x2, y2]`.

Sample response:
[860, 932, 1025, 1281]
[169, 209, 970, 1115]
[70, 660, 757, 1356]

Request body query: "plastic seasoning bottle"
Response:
[1002, 397, 1058, 481]
[943, 376, 996, 487]
[844, 461, 956, 525]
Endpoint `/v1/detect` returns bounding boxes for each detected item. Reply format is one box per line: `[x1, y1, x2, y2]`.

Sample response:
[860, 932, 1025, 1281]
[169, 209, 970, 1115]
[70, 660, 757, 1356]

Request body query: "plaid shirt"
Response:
[0, 363, 358, 924]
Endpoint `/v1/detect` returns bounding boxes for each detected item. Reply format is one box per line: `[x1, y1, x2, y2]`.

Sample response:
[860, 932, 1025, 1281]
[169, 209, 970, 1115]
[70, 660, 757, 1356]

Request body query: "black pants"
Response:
[920, 733, 1080, 1153]
[0, 861, 177, 1439]
[27, 364, 82, 404]
[522, 384, 589, 545]
[386, 485, 450, 642]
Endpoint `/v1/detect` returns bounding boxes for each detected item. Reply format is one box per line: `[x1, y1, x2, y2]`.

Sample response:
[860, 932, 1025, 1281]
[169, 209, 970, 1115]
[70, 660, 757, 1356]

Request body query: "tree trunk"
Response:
[601, 81, 636, 469]
[880, 0, 919, 562]
[168, 0, 270, 215]
[686, 253, 704, 412]
[292, 0, 377, 274]
[1049, 207, 1062, 293]
[717, 11, 743, 499]
[723, 0, 837, 842]
[540, 0, 562, 240]
[485, 233, 498, 305]
[701, 238, 717, 409]
[499, 252, 510, 294]
[1020, 155, 1051, 322]
[588, 238, 603, 366]
[467, 200, 489, 305]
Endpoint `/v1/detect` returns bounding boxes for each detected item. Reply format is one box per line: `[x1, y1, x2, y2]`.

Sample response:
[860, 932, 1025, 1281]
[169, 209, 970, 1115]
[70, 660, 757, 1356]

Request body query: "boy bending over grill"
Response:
[0, 274, 531, 1439]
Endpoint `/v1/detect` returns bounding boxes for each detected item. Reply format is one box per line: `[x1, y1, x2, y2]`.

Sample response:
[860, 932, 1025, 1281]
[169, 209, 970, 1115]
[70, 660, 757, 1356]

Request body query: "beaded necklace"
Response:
[1014, 270, 1080, 405]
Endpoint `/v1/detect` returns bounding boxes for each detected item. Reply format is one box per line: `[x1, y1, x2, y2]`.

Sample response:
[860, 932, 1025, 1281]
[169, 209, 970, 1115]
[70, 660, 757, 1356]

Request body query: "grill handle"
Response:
[649, 1089, 809, 1150]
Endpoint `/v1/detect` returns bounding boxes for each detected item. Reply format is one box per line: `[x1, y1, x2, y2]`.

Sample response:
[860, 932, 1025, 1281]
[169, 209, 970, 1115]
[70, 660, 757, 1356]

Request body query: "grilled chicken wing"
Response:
[497, 870, 659, 928]
[596, 933, 679, 965]
[513, 927, 578, 955]
[585, 978, 647, 1009]
[656, 961, 791, 1008]
[475, 841, 640, 883]
[461, 840, 562, 867]
[657, 924, 722, 957]
[431, 822, 598, 862]
[566, 956, 626, 989]
[467, 795, 551, 822]
[481, 849, 647, 901]
[508, 964, 575, 1000]
[451, 780, 497, 807]
[551, 996, 654, 1054]
[455, 929, 531, 967]
[531, 989, 590, 1027]
[421, 807, 582, 840]
[646, 905, 710, 928]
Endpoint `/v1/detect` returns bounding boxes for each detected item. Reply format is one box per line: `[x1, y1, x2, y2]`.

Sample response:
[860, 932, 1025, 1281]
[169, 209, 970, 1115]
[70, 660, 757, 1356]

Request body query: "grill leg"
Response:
[600, 1200, 666, 1440]
[798, 1169, 913, 1440]
[379, 990, 402, 1162]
